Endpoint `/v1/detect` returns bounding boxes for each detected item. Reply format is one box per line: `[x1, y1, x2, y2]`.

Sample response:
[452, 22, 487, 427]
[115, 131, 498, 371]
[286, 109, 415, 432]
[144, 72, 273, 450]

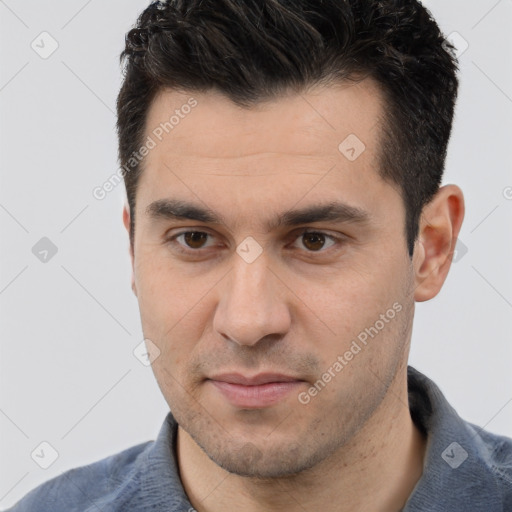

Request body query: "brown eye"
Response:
[291, 230, 339, 253]
[183, 232, 209, 249]
[302, 232, 326, 251]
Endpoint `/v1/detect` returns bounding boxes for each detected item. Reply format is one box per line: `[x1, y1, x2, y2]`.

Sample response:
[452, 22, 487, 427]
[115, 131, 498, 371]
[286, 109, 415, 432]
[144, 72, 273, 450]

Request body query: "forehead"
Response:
[143, 79, 384, 166]
[135, 80, 398, 231]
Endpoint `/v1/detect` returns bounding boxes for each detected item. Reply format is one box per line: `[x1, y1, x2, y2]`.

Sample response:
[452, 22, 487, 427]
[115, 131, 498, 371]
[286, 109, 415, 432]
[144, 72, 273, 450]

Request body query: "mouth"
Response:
[206, 373, 306, 409]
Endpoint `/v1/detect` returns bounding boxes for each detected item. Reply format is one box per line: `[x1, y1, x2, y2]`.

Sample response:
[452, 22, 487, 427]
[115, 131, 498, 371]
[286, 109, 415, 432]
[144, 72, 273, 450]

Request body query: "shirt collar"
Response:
[403, 366, 504, 511]
[139, 414, 193, 511]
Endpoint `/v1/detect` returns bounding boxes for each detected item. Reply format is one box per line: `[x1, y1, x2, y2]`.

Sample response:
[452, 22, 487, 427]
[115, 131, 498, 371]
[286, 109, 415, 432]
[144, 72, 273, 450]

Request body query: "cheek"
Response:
[135, 250, 212, 322]
[293, 255, 410, 373]
[297, 261, 404, 333]
[134, 256, 244, 386]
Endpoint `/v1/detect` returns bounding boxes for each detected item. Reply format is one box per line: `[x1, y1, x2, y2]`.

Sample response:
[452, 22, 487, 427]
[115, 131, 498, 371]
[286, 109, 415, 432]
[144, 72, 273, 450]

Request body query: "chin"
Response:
[198, 435, 333, 479]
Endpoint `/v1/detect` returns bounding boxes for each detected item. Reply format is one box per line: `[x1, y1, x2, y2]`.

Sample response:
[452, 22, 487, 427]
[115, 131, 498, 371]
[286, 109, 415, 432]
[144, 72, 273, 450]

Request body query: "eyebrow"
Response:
[145, 198, 371, 231]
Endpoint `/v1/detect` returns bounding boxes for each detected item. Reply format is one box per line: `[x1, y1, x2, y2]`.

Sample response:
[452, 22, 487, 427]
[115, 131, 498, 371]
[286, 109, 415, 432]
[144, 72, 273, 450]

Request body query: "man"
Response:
[7, 0, 512, 511]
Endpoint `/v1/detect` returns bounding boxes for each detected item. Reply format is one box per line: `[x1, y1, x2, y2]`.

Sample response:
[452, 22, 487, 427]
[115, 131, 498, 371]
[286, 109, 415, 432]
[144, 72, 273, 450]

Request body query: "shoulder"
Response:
[4, 441, 153, 512]
[471, 424, 512, 500]
[406, 366, 512, 510]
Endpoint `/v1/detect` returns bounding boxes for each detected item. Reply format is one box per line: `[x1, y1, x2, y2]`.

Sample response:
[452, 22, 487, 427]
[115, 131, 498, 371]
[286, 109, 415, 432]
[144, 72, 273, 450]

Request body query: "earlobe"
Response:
[413, 185, 465, 302]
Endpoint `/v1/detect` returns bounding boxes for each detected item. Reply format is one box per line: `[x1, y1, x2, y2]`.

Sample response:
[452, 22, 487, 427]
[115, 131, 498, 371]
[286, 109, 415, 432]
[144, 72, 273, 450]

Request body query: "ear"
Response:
[122, 203, 137, 297]
[412, 185, 465, 302]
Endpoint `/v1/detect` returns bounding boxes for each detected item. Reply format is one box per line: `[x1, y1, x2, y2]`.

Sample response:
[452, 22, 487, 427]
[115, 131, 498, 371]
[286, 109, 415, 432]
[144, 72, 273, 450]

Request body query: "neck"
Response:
[177, 366, 426, 512]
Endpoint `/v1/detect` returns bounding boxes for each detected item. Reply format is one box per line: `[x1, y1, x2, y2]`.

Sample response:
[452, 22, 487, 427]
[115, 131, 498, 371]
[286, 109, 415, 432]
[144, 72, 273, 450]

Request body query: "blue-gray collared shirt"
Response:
[5, 367, 512, 511]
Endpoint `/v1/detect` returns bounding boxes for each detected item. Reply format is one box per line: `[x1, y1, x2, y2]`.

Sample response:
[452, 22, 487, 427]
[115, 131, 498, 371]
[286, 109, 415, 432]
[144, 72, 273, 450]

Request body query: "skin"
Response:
[122, 79, 465, 512]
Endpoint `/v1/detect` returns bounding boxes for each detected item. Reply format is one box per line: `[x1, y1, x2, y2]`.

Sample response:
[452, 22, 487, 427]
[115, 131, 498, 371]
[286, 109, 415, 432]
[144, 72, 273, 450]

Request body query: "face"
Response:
[127, 81, 417, 478]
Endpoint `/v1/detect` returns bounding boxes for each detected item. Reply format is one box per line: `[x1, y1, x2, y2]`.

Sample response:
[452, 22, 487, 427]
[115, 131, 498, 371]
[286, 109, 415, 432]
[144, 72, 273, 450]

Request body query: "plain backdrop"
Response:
[1, 0, 511, 508]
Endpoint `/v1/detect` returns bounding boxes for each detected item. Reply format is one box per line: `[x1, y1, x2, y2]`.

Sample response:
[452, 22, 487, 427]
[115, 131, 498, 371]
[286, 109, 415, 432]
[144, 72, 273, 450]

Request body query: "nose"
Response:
[212, 251, 292, 347]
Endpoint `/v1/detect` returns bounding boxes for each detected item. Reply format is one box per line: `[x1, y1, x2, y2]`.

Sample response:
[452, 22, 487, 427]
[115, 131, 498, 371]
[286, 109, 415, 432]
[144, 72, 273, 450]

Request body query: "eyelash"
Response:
[165, 229, 343, 256]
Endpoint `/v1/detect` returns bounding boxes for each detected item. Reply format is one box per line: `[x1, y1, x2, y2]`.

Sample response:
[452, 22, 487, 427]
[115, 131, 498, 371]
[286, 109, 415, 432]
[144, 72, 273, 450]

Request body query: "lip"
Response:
[209, 373, 302, 386]
[207, 373, 305, 409]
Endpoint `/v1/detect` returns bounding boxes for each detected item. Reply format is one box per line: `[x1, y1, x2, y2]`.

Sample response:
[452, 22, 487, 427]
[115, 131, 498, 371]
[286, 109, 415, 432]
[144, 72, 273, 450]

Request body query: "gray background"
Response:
[0, 0, 511, 508]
